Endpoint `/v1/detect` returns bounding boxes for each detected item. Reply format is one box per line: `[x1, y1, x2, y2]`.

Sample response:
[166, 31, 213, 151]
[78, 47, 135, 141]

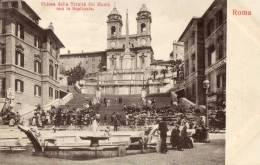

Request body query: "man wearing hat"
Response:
[158, 117, 168, 153]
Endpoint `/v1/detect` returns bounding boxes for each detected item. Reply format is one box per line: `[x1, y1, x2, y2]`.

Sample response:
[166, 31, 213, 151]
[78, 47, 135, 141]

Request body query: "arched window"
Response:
[15, 45, 24, 67]
[15, 79, 24, 93]
[111, 26, 116, 35]
[141, 23, 146, 33]
[49, 87, 53, 98]
[34, 60, 41, 73]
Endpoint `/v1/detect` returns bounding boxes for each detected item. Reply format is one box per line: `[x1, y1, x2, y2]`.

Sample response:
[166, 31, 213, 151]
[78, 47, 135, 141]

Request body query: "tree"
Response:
[151, 70, 158, 80]
[160, 68, 168, 79]
[65, 64, 86, 85]
[170, 59, 184, 81]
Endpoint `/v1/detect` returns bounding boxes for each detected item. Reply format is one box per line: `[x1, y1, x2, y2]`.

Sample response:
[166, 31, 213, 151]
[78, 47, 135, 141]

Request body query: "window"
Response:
[34, 60, 41, 73]
[0, 19, 5, 34]
[190, 32, 195, 45]
[141, 23, 146, 33]
[11, 1, 18, 8]
[0, 47, 6, 64]
[2, 2, 8, 8]
[15, 50, 24, 67]
[49, 60, 54, 77]
[216, 10, 223, 27]
[217, 74, 221, 88]
[185, 59, 189, 76]
[191, 54, 196, 72]
[50, 42, 53, 55]
[207, 19, 214, 37]
[34, 85, 41, 96]
[15, 79, 24, 93]
[217, 35, 224, 60]
[15, 23, 24, 39]
[192, 83, 196, 99]
[55, 64, 58, 80]
[111, 26, 116, 35]
[34, 35, 39, 48]
[49, 87, 53, 98]
[207, 45, 216, 66]
[184, 41, 188, 52]
[55, 90, 59, 99]
[0, 78, 6, 97]
[222, 74, 226, 88]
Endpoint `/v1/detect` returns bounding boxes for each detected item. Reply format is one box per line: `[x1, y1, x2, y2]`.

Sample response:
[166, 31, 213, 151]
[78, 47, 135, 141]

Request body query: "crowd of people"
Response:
[29, 104, 101, 128]
[122, 103, 194, 127]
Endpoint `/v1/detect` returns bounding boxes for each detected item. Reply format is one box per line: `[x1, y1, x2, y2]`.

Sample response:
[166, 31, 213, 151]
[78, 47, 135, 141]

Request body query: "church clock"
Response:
[110, 41, 116, 48]
[141, 38, 146, 46]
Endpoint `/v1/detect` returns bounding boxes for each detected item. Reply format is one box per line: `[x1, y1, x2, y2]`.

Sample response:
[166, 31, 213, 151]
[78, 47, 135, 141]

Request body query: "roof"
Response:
[139, 4, 149, 12]
[109, 7, 120, 15]
[43, 29, 65, 48]
[22, 1, 41, 20]
[151, 60, 174, 66]
[60, 51, 106, 58]
[1, 3, 64, 48]
[1, 0, 41, 19]
[178, 17, 200, 42]
[201, 0, 221, 18]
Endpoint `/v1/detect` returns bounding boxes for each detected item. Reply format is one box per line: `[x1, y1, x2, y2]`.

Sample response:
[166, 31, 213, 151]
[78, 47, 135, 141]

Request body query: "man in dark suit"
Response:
[158, 117, 168, 153]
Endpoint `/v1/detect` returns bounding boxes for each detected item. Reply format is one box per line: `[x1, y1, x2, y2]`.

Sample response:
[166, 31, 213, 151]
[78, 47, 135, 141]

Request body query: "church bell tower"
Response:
[107, 7, 122, 49]
[136, 4, 152, 35]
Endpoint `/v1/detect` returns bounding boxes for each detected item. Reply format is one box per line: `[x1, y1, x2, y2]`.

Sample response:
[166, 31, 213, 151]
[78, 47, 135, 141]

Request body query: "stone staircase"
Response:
[146, 92, 172, 107]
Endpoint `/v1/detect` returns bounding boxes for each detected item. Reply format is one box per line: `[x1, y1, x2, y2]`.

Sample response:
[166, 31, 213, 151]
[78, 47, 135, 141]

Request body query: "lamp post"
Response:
[203, 79, 210, 142]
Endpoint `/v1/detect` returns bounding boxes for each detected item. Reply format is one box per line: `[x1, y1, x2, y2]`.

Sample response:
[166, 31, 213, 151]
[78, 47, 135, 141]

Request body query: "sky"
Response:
[26, 0, 214, 60]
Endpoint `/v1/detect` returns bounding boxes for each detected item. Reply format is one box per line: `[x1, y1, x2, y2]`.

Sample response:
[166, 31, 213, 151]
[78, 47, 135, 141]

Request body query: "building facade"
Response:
[0, 0, 64, 113]
[60, 4, 164, 95]
[204, 0, 226, 109]
[170, 41, 184, 61]
[60, 51, 106, 77]
[101, 5, 154, 95]
[178, 0, 226, 108]
[179, 18, 205, 105]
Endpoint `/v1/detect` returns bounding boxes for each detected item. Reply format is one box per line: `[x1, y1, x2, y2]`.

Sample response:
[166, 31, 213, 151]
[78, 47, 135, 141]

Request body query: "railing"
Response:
[43, 92, 73, 111]
[60, 92, 73, 105]
[74, 81, 82, 93]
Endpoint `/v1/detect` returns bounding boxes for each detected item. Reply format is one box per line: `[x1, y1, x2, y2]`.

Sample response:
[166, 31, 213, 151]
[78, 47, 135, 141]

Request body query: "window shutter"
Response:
[39, 87, 41, 96]
[34, 85, 36, 95]
[2, 78, 5, 89]
[15, 24, 18, 36]
[2, 19, 5, 34]
[20, 53, 24, 67]
[20, 25, 24, 39]
[15, 51, 18, 65]
[15, 79, 17, 91]
[21, 81, 24, 92]
[2, 48, 5, 64]
[39, 62, 42, 73]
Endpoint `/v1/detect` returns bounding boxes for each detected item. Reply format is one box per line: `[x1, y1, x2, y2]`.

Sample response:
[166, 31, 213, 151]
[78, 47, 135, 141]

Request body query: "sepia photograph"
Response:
[0, 0, 227, 164]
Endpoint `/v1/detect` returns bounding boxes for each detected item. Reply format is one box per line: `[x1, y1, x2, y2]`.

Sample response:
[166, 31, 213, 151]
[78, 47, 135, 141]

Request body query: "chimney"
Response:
[48, 22, 54, 31]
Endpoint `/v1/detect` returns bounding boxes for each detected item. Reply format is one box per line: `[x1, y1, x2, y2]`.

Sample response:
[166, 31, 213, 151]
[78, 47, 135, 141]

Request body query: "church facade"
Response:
[61, 5, 164, 95]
